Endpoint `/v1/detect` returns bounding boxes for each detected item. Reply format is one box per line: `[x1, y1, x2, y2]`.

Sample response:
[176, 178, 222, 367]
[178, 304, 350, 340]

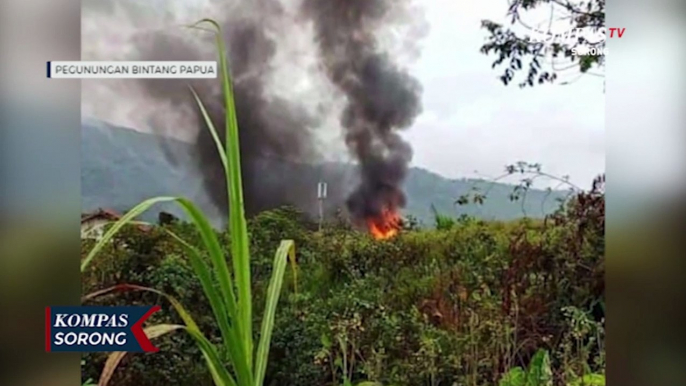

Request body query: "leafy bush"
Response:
[83, 179, 604, 386]
[498, 349, 604, 386]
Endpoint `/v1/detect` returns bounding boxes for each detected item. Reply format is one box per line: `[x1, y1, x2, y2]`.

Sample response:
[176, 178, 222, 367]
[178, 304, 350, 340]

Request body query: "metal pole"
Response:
[318, 198, 323, 231]
[317, 181, 327, 231]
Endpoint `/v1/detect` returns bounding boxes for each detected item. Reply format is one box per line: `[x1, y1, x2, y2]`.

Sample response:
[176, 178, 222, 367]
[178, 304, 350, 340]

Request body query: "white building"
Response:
[81, 208, 122, 240]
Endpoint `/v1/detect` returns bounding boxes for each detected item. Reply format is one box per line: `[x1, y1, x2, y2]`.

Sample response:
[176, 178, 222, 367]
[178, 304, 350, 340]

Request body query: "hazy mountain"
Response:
[82, 119, 567, 227]
[82, 118, 224, 226]
[404, 168, 567, 225]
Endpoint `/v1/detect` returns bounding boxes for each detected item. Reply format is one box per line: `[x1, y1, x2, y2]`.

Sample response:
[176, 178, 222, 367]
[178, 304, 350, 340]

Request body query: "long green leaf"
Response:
[188, 85, 229, 177]
[86, 199, 234, 308]
[166, 230, 251, 384]
[81, 197, 238, 319]
[84, 285, 236, 386]
[86, 18, 297, 386]
[81, 196, 176, 272]
[217, 18, 253, 365]
[173, 197, 239, 315]
[80, 196, 245, 381]
[98, 324, 184, 386]
[191, 17, 254, 368]
[164, 289, 237, 386]
[253, 240, 295, 386]
[184, 322, 237, 386]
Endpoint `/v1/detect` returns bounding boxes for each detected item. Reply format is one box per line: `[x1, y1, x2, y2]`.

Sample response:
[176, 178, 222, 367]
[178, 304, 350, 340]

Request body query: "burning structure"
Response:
[304, 0, 423, 239]
[83, 0, 424, 240]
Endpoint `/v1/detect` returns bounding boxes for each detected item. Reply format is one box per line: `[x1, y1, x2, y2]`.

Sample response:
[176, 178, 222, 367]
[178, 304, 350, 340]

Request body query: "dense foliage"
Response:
[82, 179, 604, 386]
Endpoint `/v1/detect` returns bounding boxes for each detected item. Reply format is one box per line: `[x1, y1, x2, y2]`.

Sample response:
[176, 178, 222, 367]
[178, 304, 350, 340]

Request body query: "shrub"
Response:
[83, 179, 604, 385]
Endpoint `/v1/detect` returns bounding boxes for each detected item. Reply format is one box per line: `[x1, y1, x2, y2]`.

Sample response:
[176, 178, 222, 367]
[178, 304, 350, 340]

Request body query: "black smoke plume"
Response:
[86, 0, 423, 223]
[128, 2, 340, 217]
[301, 0, 423, 226]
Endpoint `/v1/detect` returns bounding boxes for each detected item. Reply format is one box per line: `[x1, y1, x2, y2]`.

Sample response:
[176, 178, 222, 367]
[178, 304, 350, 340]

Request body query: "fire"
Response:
[367, 208, 402, 240]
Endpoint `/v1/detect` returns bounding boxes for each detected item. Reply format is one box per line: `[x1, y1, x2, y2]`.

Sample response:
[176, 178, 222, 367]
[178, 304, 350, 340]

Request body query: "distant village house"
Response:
[81, 208, 150, 240]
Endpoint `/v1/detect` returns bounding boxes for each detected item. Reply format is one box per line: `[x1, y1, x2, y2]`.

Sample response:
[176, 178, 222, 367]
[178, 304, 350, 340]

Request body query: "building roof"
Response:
[81, 208, 150, 232]
[81, 208, 121, 223]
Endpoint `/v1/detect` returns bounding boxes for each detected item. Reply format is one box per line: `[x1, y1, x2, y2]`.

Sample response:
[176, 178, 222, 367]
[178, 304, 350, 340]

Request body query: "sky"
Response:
[82, 0, 605, 190]
[404, 0, 604, 189]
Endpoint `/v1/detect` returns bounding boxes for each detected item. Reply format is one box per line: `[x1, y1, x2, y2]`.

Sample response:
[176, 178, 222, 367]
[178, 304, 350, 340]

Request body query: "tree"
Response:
[480, 0, 605, 87]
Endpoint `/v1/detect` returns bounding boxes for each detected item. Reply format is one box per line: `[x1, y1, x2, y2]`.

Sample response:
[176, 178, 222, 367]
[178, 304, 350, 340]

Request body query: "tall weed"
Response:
[81, 19, 295, 386]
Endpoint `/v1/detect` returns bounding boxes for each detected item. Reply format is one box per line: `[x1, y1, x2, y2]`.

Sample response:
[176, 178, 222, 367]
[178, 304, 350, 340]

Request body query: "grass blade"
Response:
[216, 19, 253, 364]
[85, 18, 298, 386]
[81, 196, 176, 272]
[166, 230, 251, 384]
[253, 240, 295, 386]
[185, 325, 237, 386]
[98, 352, 126, 386]
[190, 17, 254, 368]
[84, 285, 236, 386]
[82, 198, 239, 316]
[98, 324, 183, 386]
[80, 196, 239, 325]
[167, 292, 237, 386]
[80, 196, 246, 383]
[188, 85, 229, 177]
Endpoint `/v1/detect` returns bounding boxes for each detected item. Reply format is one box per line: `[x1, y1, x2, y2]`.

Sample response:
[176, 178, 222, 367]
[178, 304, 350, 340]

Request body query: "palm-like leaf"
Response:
[82, 17, 296, 386]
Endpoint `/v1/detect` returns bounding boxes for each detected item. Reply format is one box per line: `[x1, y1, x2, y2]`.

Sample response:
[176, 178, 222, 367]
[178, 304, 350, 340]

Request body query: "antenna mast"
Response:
[317, 181, 327, 231]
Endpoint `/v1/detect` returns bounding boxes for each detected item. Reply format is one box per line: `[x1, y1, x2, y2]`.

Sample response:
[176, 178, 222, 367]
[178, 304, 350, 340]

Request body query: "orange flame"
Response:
[367, 208, 402, 240]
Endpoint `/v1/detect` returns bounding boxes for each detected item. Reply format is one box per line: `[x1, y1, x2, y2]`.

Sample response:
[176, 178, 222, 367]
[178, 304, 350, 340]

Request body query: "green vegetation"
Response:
[80, 16, 605, 386]
[498, 349, 604, 386]
[81, 360, 96, 386]
[82, 178, 604, 385]
[81, 19, 295, 386]
[404, 166, 569, 224]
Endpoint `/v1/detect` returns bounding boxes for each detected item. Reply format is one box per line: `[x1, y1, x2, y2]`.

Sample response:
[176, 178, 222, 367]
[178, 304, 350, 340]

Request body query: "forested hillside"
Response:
[82, 120, 567, 226]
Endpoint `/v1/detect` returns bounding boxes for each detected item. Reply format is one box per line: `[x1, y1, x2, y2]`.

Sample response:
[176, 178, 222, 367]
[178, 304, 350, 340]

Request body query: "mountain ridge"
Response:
[81, 119, 567, 226]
